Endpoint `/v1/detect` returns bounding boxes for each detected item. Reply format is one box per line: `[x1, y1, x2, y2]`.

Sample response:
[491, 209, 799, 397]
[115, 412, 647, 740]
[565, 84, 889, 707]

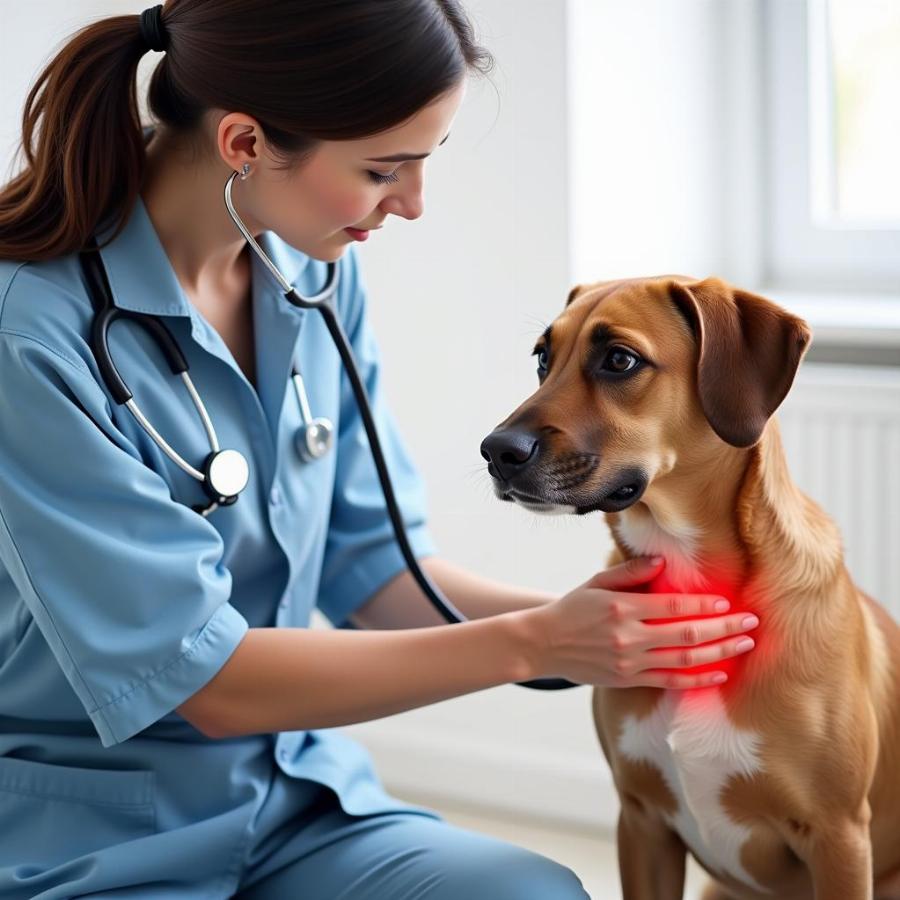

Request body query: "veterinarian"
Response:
[0, 2, 759, 896]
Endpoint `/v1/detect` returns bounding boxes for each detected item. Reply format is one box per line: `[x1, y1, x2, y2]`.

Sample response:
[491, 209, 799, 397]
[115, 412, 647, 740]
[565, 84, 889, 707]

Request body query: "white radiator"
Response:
[778, 363, 900, 618]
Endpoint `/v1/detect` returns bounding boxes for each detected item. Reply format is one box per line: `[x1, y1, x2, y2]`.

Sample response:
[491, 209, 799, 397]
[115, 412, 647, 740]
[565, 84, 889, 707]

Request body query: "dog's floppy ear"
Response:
[669, 277, 812, 448]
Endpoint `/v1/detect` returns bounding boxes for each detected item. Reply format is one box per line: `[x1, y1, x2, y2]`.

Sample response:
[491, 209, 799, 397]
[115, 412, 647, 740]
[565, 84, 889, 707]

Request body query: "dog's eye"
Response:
[534, 348, 549, 374]
[601, 347, 641, 373]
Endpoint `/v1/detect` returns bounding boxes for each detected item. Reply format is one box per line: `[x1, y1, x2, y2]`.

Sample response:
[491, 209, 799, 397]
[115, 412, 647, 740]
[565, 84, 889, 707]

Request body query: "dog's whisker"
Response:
[518, 316, 551, 341]
[522, 313, 549, 331]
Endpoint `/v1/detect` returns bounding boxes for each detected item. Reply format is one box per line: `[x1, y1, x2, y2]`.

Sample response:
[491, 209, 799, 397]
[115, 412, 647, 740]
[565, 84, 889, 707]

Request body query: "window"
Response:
[810, 0, 900, 225]
[765, 0, 900, 291]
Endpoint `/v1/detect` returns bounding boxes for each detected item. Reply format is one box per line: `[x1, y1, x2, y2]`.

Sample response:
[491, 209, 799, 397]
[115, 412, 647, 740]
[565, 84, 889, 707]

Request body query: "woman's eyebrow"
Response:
[366, 133, 450, 163]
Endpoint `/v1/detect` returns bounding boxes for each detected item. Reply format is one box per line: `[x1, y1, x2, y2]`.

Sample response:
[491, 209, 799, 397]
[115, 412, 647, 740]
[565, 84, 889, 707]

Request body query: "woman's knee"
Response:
[487, 850, 588, 900]
[425, 833, 589, 900]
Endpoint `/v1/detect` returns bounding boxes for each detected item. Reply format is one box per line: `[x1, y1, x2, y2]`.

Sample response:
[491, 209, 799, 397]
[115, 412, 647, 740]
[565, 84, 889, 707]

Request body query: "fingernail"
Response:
[650, 556, 664, 566]
[742, 615, 759, 630]
[714, 599, 730, 613]
[711, 672, 728, 684]
[736, 637, 755, 653]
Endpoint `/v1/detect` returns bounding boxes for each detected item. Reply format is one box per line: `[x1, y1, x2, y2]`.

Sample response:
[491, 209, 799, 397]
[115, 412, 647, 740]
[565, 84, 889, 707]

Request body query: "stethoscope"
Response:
[76, 169, 574, 692]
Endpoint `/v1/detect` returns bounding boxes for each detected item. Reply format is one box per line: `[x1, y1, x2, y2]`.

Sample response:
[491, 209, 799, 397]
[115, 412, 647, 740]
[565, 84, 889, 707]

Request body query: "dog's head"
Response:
[480, 277, 811, 515]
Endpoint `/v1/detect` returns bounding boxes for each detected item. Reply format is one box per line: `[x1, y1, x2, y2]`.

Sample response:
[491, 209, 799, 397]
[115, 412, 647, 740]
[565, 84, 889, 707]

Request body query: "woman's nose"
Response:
[380, 174, 424, 220]
[380, 192, 423, 221]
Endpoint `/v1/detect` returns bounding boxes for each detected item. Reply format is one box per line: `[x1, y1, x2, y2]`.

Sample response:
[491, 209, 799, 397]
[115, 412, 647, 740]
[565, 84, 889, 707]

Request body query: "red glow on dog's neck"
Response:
[642, 565, 760, 685]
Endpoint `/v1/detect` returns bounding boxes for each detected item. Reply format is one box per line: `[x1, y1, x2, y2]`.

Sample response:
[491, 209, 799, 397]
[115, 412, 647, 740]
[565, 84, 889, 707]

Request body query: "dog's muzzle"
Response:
[480, 427, 647, 514]
[480, 428, 540, 482]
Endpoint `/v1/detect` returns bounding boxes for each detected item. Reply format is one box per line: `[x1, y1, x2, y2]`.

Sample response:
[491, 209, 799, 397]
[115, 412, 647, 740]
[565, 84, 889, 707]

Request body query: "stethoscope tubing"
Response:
[81, 238, 251, 514]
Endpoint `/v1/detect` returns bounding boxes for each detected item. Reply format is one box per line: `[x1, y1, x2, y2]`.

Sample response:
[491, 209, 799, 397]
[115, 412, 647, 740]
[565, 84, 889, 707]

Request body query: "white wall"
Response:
[568, 0, 726, 281]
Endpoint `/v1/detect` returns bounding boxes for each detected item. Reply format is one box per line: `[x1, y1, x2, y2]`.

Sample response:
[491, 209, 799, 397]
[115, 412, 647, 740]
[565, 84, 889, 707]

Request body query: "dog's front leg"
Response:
[806, 813, 873, 900]
[617, 806, 687, 900]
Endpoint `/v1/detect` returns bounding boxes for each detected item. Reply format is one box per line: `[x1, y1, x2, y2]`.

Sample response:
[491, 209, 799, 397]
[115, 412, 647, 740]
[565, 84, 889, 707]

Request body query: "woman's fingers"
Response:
[642, 634, 756, 671]
[585, 556, 667, 592]
[573, 557, 763, 692]
[638, 612, 759, 651]
[628, 670, 730, 690]
[637, 592, 734, 619]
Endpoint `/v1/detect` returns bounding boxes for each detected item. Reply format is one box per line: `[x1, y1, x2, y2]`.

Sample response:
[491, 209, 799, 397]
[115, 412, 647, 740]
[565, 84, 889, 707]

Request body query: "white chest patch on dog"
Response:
[613, 511, 708, 591]
[618, 690, 768, 893]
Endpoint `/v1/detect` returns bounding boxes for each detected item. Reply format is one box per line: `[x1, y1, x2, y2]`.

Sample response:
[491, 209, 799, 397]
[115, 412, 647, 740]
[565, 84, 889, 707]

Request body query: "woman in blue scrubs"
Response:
[0, 2, 759, 897]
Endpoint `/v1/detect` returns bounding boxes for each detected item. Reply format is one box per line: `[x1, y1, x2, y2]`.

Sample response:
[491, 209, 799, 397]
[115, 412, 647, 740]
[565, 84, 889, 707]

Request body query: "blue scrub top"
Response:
[0, 196, 438, 823]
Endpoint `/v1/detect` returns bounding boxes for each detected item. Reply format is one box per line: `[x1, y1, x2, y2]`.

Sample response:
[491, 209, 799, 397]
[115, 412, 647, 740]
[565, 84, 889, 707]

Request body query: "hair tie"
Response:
[139, 5, 168, 53]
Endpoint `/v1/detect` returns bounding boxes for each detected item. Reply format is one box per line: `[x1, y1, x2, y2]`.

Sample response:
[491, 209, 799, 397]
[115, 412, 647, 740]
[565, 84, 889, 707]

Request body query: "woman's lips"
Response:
[344, 227, 370, 241]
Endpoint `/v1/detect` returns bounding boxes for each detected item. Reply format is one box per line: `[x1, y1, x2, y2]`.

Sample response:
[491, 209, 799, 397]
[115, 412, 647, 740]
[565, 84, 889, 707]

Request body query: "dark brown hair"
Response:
[0, 0, 492, 261]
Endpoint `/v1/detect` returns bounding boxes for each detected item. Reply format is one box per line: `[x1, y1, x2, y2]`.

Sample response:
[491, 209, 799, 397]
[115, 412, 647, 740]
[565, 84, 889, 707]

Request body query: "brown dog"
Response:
[480, 277, 900, 899]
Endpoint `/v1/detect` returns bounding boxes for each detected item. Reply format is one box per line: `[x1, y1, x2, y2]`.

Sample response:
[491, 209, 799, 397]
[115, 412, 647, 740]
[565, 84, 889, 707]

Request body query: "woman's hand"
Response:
[522, 556, 757, 689]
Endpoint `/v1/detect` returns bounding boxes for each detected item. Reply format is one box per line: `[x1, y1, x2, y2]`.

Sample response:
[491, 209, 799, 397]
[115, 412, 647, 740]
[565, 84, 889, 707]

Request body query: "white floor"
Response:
[399, 791, 711, 900]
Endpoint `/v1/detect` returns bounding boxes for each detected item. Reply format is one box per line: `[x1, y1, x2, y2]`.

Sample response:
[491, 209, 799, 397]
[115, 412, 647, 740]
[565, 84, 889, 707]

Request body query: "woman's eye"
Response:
[601, 347, 641, 373]
[367, 170, 400, 185]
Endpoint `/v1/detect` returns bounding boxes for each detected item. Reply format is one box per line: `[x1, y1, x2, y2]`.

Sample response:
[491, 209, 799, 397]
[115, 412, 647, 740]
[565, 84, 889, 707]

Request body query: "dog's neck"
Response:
[606, 420, 846, 686]
[608, 446, 749, 598]
[607, 419, 843, 603]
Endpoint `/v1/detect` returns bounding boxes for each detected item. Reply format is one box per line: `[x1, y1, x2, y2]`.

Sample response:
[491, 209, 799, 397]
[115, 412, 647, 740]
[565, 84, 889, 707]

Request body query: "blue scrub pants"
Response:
[235, 801, 591, 900]
[1, 737, 590, 899]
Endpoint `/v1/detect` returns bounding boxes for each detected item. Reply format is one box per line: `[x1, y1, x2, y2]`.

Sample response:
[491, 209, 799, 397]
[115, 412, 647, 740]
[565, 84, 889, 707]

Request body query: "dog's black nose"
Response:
[480, 429, 540, 482]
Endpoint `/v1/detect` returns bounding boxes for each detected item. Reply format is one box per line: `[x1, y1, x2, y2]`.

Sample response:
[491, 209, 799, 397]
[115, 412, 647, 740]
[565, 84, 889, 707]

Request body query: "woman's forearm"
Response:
[350, 556, 555, 629]
[182, 612, 540, 739]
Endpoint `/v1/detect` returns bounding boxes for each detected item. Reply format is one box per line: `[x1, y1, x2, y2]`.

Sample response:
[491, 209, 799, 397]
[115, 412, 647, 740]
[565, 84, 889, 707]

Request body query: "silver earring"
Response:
[240, 163, 251, 180]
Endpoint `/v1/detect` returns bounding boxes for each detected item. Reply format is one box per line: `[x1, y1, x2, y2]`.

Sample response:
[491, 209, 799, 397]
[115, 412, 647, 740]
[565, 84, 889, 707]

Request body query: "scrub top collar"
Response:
[95, 193, 312, 320]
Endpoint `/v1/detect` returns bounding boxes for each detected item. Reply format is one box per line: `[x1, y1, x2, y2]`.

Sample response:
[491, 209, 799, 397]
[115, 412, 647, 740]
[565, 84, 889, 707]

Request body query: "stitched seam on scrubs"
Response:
[0, 784, 153, 809]
[0, 502, 104, 717]
[0, 261, 29, 330]
[87, 602, 236, 716]
[0, 327, 92, 377]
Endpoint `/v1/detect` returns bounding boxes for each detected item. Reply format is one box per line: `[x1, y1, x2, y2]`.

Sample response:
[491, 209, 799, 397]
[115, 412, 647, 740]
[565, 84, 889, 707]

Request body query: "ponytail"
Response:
[0, 13, 152, 260]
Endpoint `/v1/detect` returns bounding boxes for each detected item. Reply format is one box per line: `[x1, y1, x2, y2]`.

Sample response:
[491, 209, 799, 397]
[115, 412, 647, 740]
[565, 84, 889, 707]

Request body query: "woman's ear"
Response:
[669, 277, 812, 448]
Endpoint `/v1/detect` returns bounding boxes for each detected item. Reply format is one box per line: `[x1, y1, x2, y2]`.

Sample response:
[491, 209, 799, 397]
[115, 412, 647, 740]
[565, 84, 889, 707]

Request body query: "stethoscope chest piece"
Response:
[291, 368, 334, 462]
[296, 418, 334, 461]
[203, 448, 250, 503]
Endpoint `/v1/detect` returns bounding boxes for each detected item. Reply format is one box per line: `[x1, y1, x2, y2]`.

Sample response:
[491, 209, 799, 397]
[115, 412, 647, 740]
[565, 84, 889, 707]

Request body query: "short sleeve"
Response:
[316, 249, 437, 627]
[0, 332, 249, 747]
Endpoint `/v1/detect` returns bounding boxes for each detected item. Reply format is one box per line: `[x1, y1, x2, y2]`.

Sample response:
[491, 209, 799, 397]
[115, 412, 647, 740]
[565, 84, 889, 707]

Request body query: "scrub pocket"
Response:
[0, 755, 156, 868]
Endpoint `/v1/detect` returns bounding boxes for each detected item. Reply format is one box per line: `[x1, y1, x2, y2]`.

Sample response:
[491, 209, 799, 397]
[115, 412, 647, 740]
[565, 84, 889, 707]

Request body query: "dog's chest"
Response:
[612, 509, 707, 591]
[617, 690, 769, 893]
